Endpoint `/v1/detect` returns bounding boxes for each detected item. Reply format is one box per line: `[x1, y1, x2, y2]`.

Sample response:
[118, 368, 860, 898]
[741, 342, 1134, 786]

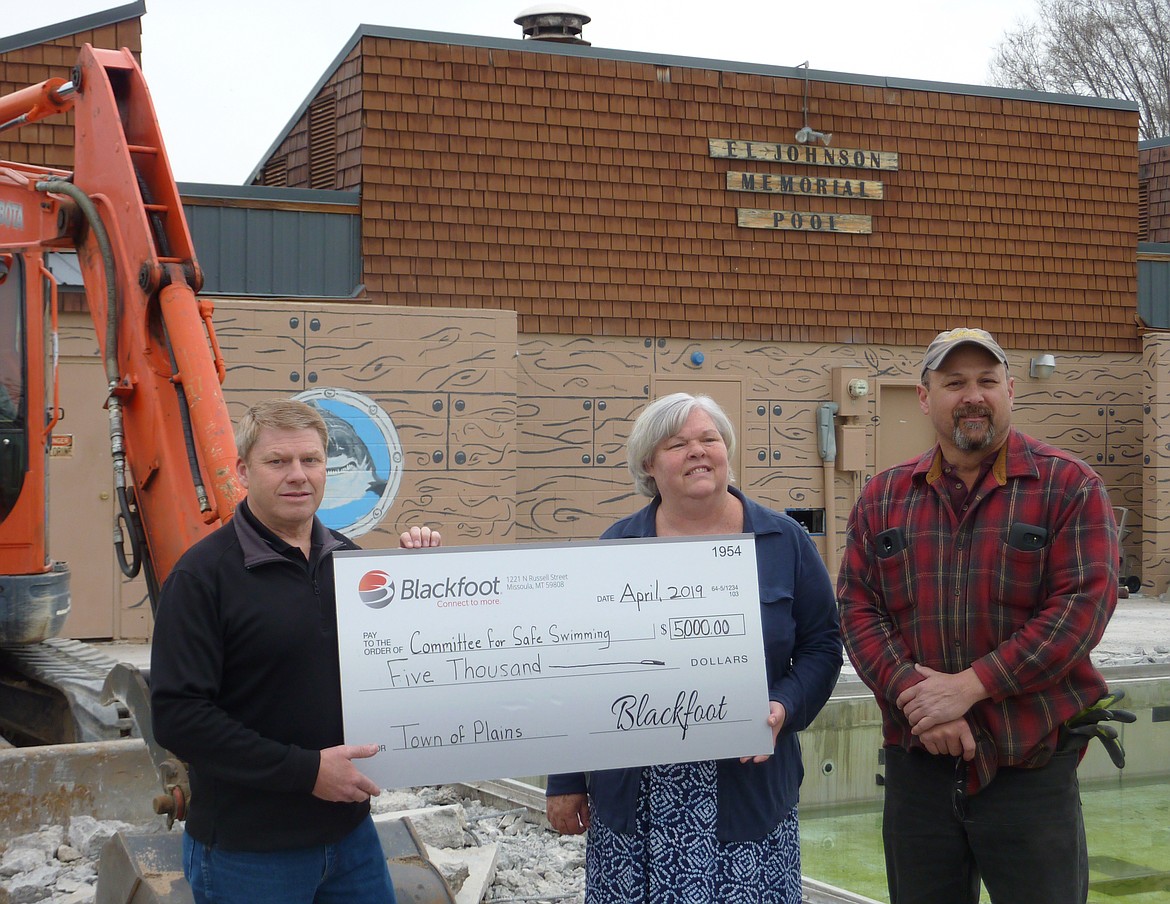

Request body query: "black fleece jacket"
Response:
[150, 499, 367, 851]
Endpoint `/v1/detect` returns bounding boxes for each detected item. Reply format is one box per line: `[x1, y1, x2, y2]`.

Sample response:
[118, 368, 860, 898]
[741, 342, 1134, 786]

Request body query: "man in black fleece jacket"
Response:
[151, 399, 396, 904]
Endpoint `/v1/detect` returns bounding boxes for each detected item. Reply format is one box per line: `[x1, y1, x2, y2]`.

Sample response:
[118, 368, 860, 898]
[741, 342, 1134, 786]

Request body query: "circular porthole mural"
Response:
[294, 388, 403, 538]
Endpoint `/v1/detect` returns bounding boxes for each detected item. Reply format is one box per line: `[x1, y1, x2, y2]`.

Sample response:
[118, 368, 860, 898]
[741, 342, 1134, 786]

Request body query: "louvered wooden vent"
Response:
[262, 155, 288, 187]
[309, 94, 337, 191]
[1139, 180, 1149, 241]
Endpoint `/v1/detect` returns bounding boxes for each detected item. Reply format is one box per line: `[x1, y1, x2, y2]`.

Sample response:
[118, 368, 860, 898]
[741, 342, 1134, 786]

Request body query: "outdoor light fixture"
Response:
[794, 61, 832, 147]
[1030, 354, 1057, 379]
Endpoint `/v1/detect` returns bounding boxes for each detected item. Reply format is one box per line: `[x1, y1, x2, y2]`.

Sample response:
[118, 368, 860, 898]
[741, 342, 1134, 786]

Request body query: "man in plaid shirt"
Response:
[838, 327, 1118, 904]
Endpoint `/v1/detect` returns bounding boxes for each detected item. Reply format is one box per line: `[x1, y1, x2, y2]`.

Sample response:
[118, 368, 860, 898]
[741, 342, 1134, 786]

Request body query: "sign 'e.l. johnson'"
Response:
[709, 139, 899, 171]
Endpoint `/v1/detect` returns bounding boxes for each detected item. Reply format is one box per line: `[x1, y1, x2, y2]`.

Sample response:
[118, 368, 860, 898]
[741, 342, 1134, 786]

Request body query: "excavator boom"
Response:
[0, 45, 242, 641]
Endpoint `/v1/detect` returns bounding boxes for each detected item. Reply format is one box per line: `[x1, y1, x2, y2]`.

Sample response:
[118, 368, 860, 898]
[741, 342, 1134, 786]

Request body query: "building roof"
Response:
[48, 182, 363, 297]
[0, 1, 146, 55]
[1139, 243, 1170, 329]
[179, 183, 362, 298]
[248, 23, 1139, 185]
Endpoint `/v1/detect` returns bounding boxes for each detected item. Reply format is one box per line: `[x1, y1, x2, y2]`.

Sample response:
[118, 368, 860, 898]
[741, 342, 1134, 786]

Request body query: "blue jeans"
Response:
[882, 745, 1087, 904]
[182, 815, 396, 904]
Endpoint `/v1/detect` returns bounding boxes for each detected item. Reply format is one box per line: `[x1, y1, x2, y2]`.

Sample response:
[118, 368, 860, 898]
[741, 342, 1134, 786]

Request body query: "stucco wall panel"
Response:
[210, 301, 517, 553]
[45, 301, 1149, 638]
[513, 331, 1143, 568]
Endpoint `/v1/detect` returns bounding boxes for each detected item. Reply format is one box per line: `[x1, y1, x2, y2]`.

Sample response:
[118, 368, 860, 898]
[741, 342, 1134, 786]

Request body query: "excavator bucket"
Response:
[91, 661, 456, 904]
[95, 833, 191, 904]
[375, 817, 458, 904]
[93, 817, 456, 904]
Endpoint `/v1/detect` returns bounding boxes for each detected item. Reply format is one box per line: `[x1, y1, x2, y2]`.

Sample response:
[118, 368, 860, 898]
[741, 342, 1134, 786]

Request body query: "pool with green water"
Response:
[800, 777, 1170, 902]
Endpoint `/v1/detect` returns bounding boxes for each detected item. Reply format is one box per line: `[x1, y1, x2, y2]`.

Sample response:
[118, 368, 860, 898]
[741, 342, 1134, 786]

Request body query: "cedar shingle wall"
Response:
[343, 37, 1139, 353]
[1141, 144, 1170, 243]
[0, 21, 142, 169]
[260, 48, 363, 190]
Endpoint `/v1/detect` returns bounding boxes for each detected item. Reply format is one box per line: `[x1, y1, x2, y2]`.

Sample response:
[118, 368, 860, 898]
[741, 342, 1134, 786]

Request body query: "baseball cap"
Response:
[921, 328, 1008, 379]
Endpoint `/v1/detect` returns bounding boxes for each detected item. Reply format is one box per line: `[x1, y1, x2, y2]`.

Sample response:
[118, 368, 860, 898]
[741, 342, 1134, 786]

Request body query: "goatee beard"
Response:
[952, 406, 996, 451]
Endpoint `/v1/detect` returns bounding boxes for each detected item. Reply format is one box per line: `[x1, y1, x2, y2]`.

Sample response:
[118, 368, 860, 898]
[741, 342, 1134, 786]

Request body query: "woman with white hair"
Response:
[545, 392, 842, 904]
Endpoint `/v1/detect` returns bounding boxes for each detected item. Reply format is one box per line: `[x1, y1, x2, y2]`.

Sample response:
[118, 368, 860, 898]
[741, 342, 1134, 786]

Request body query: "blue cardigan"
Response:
[546, 487, 843, 842]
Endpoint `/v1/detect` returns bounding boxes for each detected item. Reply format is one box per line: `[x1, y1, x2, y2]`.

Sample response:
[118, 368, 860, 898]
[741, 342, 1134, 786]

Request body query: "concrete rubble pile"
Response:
[0, 786, 586, 904]
[0, 817, 146, 904]
[372, 785, 586, 903]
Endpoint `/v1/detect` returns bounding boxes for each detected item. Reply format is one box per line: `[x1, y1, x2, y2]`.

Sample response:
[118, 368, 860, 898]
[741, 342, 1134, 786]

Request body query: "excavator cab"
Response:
[0, 249, 70, 645]
[0, 253, 26, 522]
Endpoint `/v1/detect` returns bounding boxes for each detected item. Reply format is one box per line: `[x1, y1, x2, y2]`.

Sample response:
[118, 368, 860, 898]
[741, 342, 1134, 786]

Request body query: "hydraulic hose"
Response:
[136, 170, 211, 514]
[36, 178, 145, 579]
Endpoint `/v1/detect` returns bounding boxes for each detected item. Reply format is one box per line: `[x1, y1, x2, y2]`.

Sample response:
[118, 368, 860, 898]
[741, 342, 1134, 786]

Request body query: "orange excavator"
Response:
[0, 44, 242, 743]
[0, 48, 457, 904]
[0, 41, 242, 892]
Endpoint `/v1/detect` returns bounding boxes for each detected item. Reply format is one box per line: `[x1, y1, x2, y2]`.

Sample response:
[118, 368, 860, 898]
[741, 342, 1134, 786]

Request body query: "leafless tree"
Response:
[990, 0, 1170, 139]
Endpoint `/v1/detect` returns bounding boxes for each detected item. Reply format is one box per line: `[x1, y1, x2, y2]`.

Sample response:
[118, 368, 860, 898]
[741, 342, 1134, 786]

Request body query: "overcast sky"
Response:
[5, 0, 1036, 184]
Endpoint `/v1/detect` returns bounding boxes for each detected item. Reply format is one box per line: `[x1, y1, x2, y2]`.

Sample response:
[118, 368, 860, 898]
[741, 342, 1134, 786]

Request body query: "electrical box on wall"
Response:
[836, 424, 867, 471]
[785, 508, 826, 535]
[831, 366, 869, 419]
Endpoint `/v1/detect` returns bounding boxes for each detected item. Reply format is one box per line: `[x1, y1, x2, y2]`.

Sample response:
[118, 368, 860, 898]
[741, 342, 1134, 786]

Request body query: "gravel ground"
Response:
[1089, 597, 1170, 666]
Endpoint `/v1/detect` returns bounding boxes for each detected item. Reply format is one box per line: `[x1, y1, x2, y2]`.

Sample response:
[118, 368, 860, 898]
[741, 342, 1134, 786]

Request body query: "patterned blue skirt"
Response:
[585, 761, 802, 904]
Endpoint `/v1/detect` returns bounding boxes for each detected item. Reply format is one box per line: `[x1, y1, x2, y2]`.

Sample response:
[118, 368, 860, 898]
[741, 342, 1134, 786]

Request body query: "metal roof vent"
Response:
[514, 4, 591, 45]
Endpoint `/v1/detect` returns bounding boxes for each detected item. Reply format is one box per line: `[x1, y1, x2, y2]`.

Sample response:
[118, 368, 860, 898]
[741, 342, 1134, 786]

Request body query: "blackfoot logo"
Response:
[359, 570, 395, 608]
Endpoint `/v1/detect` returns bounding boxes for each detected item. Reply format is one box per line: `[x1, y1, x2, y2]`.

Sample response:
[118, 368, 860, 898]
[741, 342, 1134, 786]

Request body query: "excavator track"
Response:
[0, 638, 133, 746]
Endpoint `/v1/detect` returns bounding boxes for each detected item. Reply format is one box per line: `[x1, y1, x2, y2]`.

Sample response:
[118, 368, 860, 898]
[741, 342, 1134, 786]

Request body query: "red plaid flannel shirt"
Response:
[838, 429, 1118, 791]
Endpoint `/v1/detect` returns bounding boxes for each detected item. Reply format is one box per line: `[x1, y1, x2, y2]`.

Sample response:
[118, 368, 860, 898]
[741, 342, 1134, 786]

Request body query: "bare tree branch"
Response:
[990, 0, 1169, 138]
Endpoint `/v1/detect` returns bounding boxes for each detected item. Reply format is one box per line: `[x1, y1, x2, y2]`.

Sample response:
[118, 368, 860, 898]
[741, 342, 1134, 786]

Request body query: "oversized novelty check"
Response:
[332, 535, 772, 789]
